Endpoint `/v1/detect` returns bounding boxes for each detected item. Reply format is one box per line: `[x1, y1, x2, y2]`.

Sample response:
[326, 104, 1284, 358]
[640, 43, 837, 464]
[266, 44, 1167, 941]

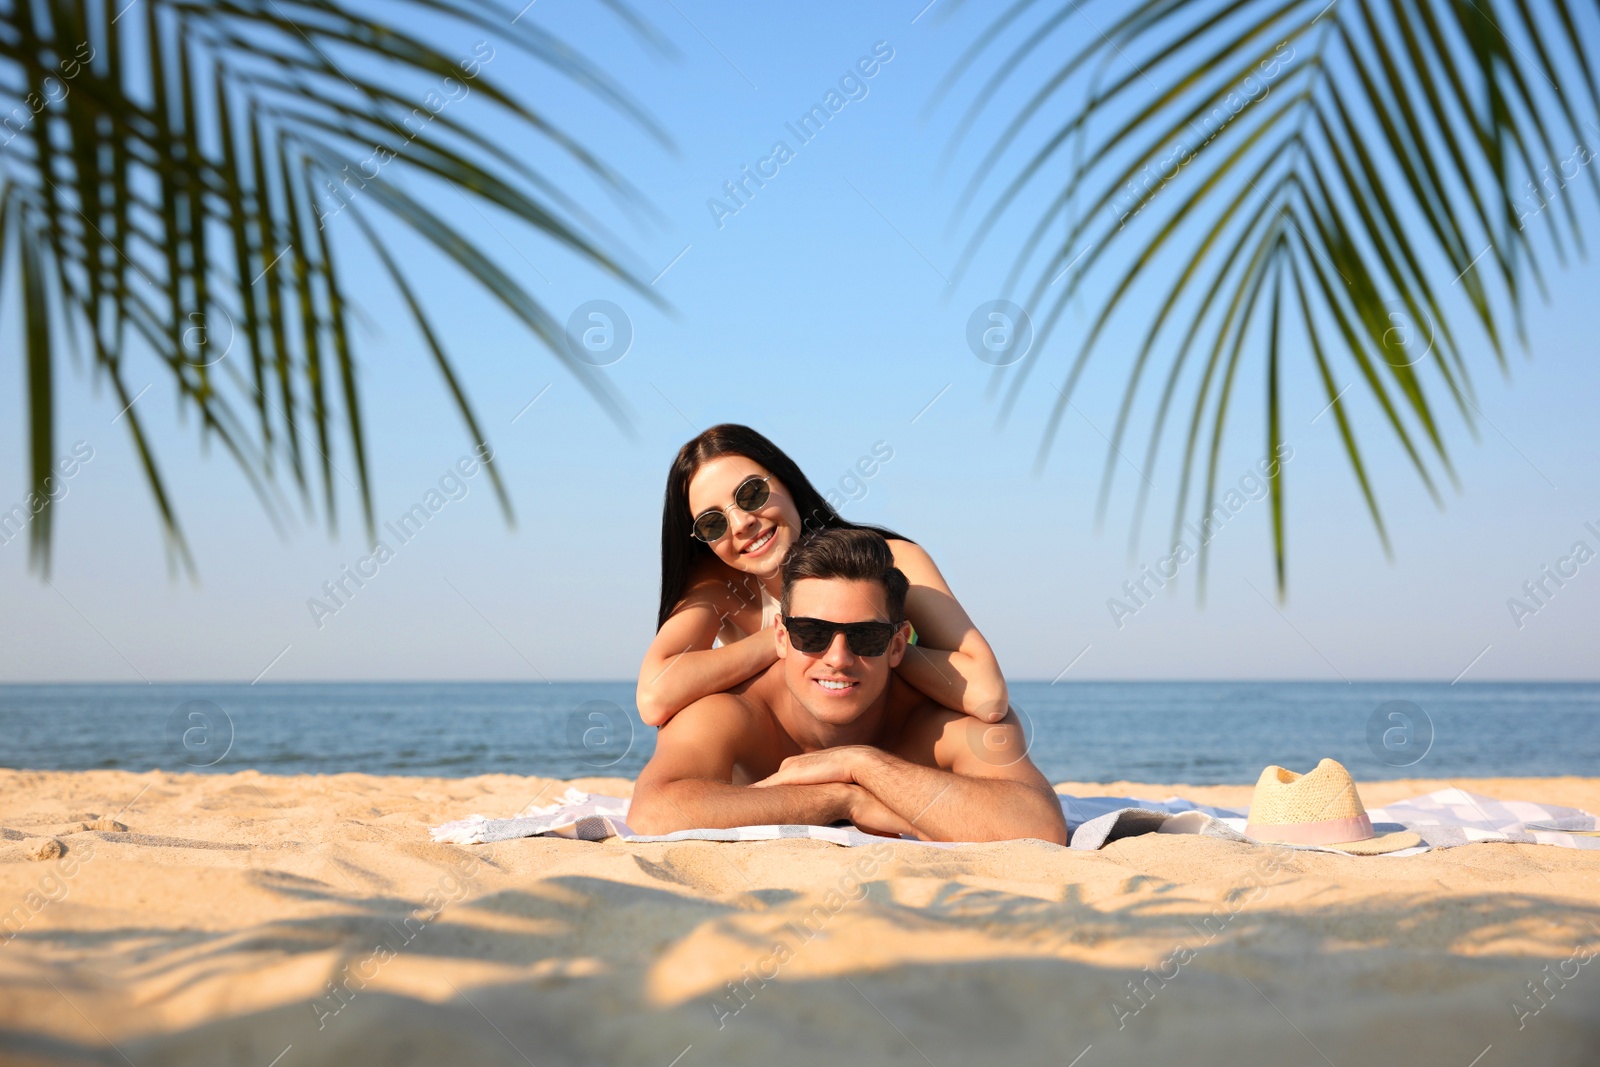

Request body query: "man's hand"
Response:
[750, 746, 878, 788]
[841, 784, 920, 839]
[750, 750, 920, 838]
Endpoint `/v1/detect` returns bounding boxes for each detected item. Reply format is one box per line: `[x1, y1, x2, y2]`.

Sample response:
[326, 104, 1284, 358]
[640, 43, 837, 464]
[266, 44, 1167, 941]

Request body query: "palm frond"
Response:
[0, 0, 668, 574]
[946, 0, 1600, 597]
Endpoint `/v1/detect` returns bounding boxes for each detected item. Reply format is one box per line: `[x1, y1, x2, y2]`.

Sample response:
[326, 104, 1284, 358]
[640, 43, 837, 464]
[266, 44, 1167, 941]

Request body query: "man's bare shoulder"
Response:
[659, 688, 763, 740]
[728, 656, 786, 699]
[876, 675, 956, 766]
[889, 699, 965, 769]
[890, 702, 1046, 783]
[649, 685, 788, 786]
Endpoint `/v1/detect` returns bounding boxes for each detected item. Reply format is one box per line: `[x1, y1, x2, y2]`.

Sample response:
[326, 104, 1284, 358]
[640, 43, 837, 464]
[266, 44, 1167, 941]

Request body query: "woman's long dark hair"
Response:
[656, 424, 910, 630]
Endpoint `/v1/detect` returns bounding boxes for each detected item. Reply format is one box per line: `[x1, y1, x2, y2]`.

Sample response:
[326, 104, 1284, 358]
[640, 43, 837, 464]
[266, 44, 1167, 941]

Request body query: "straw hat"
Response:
[1245, 758, 1421, 855]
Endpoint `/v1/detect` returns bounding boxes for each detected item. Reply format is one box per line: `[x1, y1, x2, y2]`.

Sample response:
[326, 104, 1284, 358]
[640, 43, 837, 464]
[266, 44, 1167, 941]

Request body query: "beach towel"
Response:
[428, 786, 1600, 855]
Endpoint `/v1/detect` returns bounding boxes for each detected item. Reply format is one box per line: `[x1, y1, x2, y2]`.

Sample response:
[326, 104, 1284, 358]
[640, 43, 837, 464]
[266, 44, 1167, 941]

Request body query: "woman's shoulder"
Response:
[886, 537, 937, 571]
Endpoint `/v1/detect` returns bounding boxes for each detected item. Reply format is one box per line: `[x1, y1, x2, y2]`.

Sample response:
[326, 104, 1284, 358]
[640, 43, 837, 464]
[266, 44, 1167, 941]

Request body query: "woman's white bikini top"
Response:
[712, 582, 779, 648]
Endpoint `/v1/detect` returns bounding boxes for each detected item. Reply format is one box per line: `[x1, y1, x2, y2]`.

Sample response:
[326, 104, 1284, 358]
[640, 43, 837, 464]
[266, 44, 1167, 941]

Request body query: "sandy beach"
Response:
[2, 769, 1598, 1066]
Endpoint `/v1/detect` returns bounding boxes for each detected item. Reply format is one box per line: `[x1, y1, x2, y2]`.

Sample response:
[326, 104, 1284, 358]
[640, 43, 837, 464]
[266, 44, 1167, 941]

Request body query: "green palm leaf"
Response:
[0, 0, 670, 575]
[944, 0, 1599, 597]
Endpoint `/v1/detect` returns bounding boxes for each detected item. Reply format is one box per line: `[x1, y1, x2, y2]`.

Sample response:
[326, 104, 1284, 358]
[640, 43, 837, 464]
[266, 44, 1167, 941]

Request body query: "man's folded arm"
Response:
[631, 778, 853, 834]
[852, 711, 1067, 844]
[856, 759, 1066, 844]
[626, 695, 850, 834]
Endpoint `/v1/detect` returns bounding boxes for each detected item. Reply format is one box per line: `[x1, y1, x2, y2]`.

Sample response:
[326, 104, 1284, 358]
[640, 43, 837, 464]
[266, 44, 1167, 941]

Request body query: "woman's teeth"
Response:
[743, 528, 774, 554]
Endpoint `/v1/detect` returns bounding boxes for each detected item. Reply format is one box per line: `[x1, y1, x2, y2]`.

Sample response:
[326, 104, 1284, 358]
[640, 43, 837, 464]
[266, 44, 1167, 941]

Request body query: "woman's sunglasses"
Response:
[691, 475, 772, 543]
[781, 615, 901, 657]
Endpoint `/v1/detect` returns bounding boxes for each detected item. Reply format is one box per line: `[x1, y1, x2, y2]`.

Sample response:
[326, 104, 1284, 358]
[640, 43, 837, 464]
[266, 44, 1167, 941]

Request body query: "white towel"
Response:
[429, 786, 1600, 854]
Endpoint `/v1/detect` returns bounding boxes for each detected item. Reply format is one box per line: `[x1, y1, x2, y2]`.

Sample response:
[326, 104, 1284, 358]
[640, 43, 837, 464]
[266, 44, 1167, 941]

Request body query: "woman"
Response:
[636, 424, 1008, 727]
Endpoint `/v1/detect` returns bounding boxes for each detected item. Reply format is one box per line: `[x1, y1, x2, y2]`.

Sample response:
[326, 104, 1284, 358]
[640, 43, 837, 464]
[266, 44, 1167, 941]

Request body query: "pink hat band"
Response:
[1244, 812, 1374, 846]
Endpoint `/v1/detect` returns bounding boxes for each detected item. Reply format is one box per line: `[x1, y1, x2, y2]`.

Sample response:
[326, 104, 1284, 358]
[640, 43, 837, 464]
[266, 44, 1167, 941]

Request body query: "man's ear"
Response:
[775, 619, 790, 660]
[885, 621, 911, 668]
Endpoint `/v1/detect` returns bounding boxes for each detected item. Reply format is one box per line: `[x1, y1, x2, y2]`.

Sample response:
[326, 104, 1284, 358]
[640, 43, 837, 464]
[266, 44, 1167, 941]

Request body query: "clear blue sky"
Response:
[2, 0, 1597, 683]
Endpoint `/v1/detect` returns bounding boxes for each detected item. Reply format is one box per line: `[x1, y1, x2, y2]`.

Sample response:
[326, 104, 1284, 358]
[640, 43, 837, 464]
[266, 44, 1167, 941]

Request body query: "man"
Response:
[627, 528, 1068, 844]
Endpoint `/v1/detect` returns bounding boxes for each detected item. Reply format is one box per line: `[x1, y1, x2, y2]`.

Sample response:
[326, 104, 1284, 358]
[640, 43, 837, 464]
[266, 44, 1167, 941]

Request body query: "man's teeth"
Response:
[817, 679, 853, 690]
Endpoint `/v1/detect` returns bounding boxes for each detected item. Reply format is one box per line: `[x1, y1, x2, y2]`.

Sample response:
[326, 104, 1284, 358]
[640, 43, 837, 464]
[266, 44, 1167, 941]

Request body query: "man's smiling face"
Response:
[777, 576, 908, 727]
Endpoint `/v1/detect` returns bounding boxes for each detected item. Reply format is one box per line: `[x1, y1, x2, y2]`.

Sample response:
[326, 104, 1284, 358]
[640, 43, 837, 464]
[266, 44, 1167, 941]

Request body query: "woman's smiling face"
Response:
[686, 455, 800, 579]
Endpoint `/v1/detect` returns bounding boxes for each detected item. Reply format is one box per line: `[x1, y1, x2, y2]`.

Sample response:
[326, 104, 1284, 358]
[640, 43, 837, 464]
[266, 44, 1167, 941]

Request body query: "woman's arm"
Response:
[889, 540, 1010, 723]
[635, 589, 779, 728]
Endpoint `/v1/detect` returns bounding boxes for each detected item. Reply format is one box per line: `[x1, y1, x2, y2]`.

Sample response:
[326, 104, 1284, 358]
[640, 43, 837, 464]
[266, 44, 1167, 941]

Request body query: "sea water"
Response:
[2, 681, 1595, 785]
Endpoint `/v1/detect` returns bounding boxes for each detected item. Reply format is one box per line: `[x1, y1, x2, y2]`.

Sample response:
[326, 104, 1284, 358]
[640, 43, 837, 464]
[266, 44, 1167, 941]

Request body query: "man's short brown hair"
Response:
[780, 527, 908, 622]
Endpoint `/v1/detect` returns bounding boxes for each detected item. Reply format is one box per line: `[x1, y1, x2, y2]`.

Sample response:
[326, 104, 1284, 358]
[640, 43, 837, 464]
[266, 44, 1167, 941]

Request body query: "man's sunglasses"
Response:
[691, 475, 772, 543]
[781, 615, 902, 657]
